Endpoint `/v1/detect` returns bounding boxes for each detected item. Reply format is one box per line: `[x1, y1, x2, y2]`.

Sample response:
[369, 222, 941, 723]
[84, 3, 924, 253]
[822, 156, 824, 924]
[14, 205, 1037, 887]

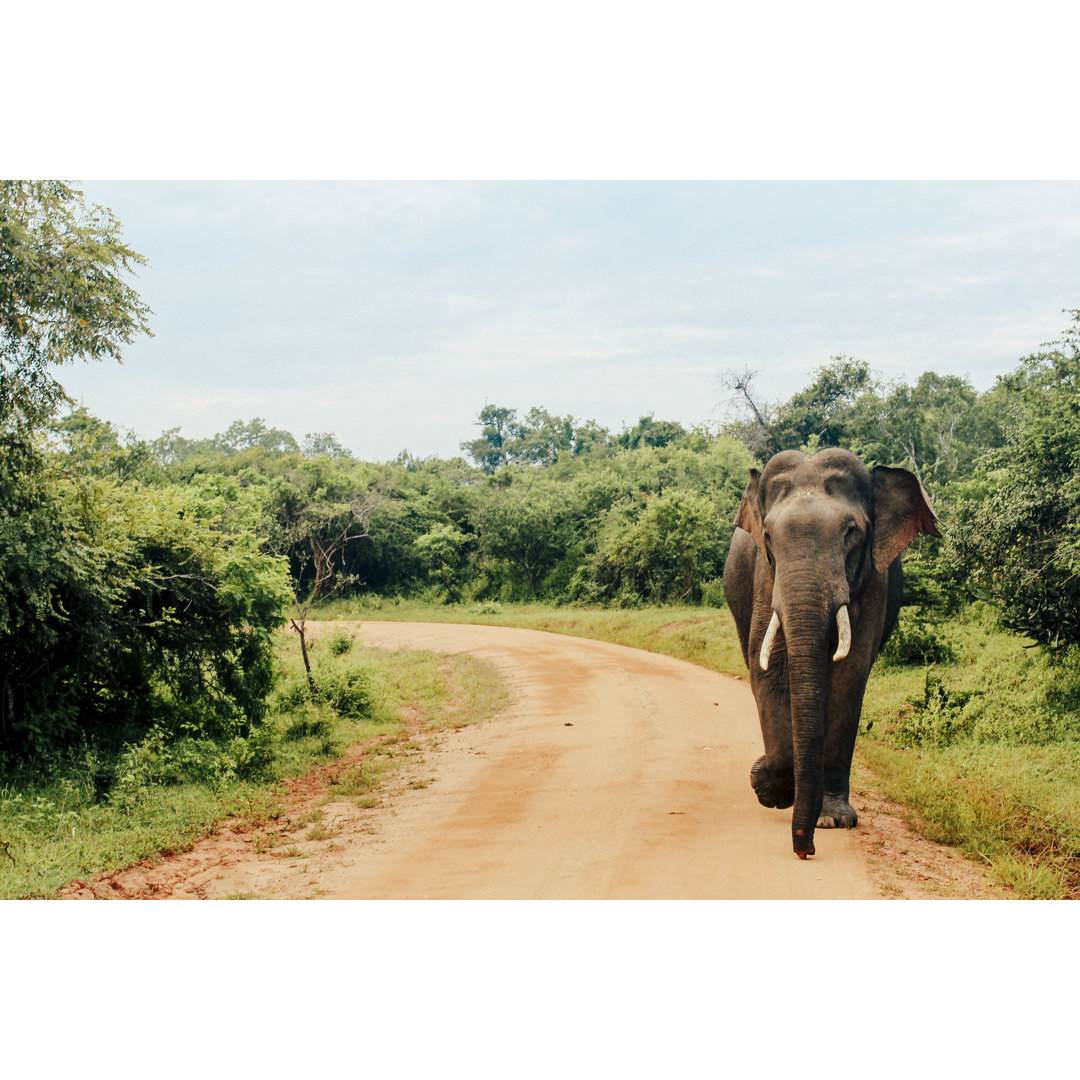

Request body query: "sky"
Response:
[61, 180, 1080, 462]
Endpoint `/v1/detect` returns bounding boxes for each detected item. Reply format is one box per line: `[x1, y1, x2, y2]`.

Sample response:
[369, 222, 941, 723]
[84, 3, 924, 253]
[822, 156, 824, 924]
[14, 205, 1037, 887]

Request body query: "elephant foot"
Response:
[816, 794, 858, 829]
[750, 756, 794, 810]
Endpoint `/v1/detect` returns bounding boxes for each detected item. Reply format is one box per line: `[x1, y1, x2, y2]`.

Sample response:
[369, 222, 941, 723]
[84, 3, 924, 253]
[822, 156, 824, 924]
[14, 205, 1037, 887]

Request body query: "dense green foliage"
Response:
[948, 316, 1080, 650]
[0, 412, 293, 764]
[0, 185, 289, 775]
[34, 306, 1065, 668]
[148, 419, 756, 608]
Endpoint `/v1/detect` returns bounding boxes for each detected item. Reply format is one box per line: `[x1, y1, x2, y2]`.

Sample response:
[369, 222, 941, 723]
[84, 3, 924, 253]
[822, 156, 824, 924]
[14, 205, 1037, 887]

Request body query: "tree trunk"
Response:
[298, 623, 315, 694]
[290, 613, 317, 695]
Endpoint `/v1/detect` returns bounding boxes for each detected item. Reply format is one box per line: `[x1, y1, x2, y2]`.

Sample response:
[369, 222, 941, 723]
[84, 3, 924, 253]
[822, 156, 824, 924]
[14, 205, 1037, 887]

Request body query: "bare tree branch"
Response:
[718, 366, 773, 430]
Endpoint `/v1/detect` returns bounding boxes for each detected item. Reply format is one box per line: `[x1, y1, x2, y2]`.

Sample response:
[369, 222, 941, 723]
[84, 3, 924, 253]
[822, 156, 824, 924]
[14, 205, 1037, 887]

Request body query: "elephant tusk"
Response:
[759, 611, 781, 671]
[833, 605, 851, 662]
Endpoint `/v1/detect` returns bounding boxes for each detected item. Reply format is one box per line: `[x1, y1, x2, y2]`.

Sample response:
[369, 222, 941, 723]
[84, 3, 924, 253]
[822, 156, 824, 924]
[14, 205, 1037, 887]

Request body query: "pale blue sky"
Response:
[62, 180, 1078, 461]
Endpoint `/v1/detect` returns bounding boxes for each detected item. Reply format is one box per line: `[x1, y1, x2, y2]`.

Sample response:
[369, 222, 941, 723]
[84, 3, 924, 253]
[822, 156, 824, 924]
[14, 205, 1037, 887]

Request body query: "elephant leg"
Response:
[749, 669, 795, 810]
[817, 672, 870, 829]
[723, 529, 757, 669]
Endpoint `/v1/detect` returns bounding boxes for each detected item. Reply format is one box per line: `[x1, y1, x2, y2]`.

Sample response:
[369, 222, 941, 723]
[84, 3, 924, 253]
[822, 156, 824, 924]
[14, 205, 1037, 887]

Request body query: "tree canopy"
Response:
[950, 312, 1080, 650]
[1, 181, 153, 431]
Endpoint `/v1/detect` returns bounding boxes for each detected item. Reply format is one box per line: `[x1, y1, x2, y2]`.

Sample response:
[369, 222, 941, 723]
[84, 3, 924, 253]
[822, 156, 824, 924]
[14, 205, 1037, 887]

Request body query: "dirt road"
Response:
[63, 621, 1000, 900]
[323, 622, 879, 899]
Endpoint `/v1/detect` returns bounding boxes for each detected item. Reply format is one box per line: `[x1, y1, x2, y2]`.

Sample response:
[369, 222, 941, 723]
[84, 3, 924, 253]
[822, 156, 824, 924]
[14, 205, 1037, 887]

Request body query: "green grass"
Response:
[325, 595, 1080, 899]
[0, 627, 509, 899]
[858, 607, 1080, 899]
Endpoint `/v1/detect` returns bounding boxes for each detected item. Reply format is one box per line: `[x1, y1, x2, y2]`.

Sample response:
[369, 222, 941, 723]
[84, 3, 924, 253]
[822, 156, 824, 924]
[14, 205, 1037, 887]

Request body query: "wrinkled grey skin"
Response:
[722, 448, 940, 859]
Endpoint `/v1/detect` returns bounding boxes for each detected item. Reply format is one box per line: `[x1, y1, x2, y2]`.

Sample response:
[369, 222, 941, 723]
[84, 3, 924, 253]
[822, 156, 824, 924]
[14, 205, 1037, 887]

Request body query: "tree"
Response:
[149, 418, 345, 468]
[615, 414, 687, 450]
[51, 405, 156, 483]
[717, 366, 774, 456]
[767, 355, 874, 453]
[216, 417, 298, 455]
[720, 357, 876, 459]
[591, 490, 724, 603]
[951, 312, 1080, 651]
[1, 181, 153, 431]
[848, 372, 997, 490]
[265, 463, 381, 688]
[474, 471, 579, 597]
[461, 405, 526, 472]
[302, 431, 352, 459]
[461, 403, 613, 472]
[0, 464, 290, 756]
[415, 523, 469, 601]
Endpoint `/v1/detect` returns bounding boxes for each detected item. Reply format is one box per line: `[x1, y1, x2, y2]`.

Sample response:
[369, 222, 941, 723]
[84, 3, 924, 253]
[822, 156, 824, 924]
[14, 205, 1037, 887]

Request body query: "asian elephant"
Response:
[722, 448, 940, 859]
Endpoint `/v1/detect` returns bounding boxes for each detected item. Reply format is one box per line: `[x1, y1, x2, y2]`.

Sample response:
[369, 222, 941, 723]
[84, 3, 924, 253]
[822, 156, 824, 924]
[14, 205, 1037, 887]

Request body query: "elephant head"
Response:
[733, 447, 940, 858]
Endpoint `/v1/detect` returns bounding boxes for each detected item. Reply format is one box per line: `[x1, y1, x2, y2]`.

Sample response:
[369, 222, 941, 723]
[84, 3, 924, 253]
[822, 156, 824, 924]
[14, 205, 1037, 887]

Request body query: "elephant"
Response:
[722, 447, 940, 859]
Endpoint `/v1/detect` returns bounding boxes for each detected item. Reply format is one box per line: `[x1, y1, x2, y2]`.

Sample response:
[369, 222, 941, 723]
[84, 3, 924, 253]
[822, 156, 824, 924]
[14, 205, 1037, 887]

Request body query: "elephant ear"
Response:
[871, 465, 942, 572]
[734, 468, 767, 557]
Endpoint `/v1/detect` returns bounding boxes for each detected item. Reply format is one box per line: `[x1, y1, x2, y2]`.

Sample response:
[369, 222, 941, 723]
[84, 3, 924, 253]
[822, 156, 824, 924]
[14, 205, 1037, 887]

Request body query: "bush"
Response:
[107, 725, 278, 808]
[282, 705, 333, 742]
[312, 665, 373, 720]
[700, 578, 725, 608]
[880, 609, 956, 666]
[0, 466, 292, 760]
[892, 674, 978, 748]
[949, 313, 1080, 651]
[327, 628, 355, 655]
[590, 490, 725, 604]
[273, 662, 374, 722]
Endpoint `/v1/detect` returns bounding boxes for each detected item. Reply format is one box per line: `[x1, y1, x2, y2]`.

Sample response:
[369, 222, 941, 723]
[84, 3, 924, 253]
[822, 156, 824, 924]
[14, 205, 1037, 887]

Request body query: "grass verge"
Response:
[320, 595, 748, 678]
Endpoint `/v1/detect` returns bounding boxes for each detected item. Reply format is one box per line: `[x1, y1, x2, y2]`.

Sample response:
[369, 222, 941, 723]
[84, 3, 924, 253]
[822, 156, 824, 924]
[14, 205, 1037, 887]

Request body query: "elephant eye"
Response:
[844, 523, 858, 543]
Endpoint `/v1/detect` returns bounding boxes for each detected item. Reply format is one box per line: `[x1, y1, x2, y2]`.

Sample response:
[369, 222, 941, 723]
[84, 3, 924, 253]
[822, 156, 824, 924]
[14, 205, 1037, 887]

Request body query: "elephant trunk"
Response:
[772, 575, 848, 858]
[786, 620, 829, 858]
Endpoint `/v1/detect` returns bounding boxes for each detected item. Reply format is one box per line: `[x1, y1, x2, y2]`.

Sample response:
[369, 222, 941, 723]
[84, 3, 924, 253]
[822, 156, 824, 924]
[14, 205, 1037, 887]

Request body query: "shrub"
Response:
[880, 609, 956, 666]
[282, 705, 333, 742]
[0, 470, 291, 760]
[590, 490, 725, 604]
[949, 313, 1080, 651]
[273, 662, 373, 722]
[107, 724, 278, 808]
[312, 666, 372, 720]
[700, 578, 725, 608]
[892, 674, 978, 748]
[327, 628, 355, 655]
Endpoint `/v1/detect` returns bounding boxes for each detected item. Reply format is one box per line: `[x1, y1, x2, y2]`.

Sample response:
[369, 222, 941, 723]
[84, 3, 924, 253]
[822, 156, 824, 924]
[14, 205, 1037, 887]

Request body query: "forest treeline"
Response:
[3, 180, 1080, 769]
